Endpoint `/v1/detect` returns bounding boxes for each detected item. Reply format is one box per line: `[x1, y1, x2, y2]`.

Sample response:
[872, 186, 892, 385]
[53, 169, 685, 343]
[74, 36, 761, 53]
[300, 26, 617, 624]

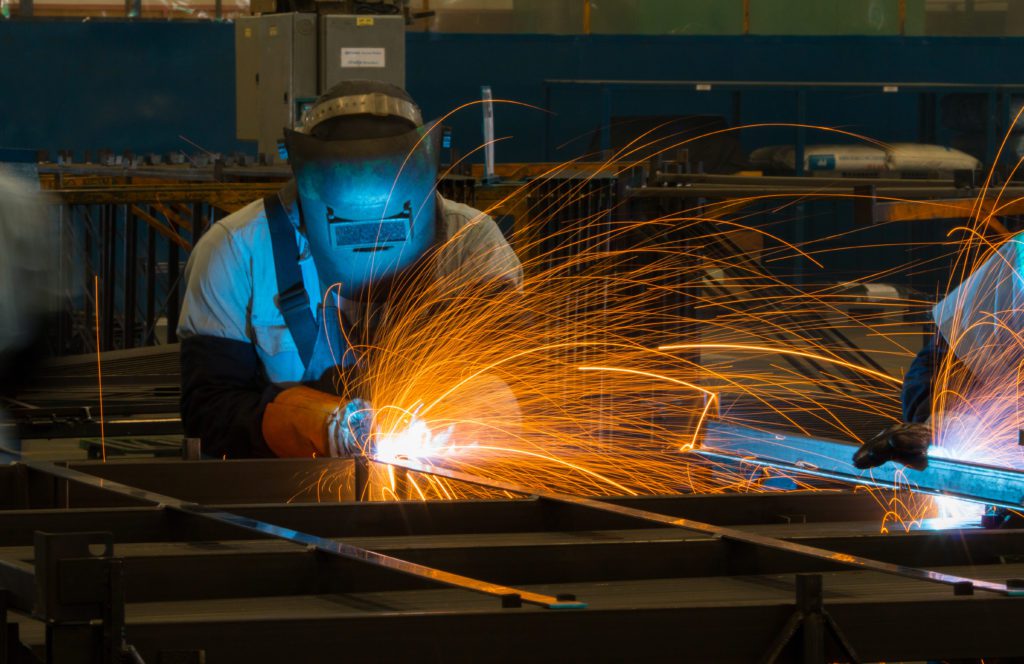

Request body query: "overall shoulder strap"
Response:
[264, 193, 318, 369]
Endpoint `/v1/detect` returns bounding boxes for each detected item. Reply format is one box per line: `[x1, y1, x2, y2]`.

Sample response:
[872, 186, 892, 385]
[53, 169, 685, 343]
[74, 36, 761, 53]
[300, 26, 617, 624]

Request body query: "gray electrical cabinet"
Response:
[320, 14, 406, 91]
[234, 13, 317, 162]
[235, 12, 406, 162]
[235, 17, 261, 142]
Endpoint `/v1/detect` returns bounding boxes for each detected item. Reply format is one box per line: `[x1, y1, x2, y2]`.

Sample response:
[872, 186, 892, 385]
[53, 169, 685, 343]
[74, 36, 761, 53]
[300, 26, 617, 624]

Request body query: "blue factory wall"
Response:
[408, 32, 1016, 166]
[0, 23, 1019, 290]
[1, 24, 1022, 161]
[0, 21, 240, 159]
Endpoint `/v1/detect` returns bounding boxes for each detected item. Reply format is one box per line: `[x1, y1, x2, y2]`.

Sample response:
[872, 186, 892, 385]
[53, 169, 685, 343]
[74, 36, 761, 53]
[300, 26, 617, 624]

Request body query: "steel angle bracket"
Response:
[697, 422, 1024, 512]
[23, 461, 585, 610]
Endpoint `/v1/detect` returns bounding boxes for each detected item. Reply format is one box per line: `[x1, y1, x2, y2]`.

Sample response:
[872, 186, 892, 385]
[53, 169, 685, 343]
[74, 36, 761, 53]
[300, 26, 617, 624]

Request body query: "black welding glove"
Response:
[852, 422, 932, 471]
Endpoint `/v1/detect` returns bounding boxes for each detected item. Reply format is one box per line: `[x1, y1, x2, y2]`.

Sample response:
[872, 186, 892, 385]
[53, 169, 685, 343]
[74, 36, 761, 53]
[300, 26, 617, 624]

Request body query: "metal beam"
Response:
[386, 457, 1018, 596]
[22, 462, 585, 610]
[123, 595, 1024, 663]
[0, 488, 889, 545]
[699, 421, 1024, 511]
[23, 525, 1024, 605]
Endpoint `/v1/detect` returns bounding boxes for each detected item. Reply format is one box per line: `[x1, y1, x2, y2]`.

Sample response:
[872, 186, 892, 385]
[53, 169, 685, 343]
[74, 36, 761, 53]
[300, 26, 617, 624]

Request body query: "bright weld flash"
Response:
[926, 443, 987, 520]
[372, 415, 456, 464]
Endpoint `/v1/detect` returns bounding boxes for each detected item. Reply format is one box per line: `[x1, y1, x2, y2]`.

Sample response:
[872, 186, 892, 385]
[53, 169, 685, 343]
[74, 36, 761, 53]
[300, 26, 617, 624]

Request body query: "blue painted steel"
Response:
[700, 421, 1024, 511]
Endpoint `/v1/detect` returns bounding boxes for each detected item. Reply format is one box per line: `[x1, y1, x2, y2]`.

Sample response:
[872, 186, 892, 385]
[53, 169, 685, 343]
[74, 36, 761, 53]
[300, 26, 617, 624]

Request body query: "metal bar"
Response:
[105, 205, 118, 351]
[0, 489, 883, 544]
[649, 172, 964, 188]
[628, 185, 1007, 199]
[543, 78, 1024, 92]
[872, 196, 1024, 223]
[129, 205, 191, 251]
[544, 83, 553, 162]
[116, 597, 1024, 663]
[166, 229, 180, 344]
[987, 90, 998, 169]
[53, 188, 279, 207]
[600, 86, 612, 159]
[124, 210, 137, 349]
[191, 202, 207, 243]
[699, 421, 1024, 512]
[151, 203, 193, 232]
[13, 418, 181, 441]
[22, 462, 585, 610]
[385, 457, 1016, 596]
[145, 224, 156, 346]
[28, 524, 1024, 605]
[794, 90, 807, 179]
[81, 206, 95, 353]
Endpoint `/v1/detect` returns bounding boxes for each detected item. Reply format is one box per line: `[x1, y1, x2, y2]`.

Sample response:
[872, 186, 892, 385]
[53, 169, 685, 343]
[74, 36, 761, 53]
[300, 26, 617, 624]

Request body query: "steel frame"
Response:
[2, 455, 1024, 662]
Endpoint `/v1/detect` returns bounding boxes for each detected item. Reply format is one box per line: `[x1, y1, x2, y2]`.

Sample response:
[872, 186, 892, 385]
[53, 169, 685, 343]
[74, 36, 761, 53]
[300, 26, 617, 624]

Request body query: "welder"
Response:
[853, 235, 1024, 470]
[178, 80, 522, 459]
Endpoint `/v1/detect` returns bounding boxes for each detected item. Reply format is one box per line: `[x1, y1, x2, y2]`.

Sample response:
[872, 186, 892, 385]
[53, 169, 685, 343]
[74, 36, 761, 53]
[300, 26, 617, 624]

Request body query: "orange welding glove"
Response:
[262, 386, 347, 458]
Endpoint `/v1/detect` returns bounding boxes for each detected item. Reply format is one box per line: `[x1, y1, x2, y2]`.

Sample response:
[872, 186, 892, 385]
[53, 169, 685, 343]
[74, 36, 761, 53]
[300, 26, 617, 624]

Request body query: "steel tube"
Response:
[699, 421, 1024, 511]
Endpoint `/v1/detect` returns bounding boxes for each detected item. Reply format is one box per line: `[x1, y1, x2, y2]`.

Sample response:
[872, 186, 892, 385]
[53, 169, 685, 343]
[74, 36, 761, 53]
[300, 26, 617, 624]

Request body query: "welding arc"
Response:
[380, 455, 1013, 596]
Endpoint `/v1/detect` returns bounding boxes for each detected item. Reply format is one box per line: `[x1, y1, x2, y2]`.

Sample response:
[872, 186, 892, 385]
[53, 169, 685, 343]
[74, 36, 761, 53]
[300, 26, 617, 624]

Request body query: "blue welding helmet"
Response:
[284, 81, 440, 299]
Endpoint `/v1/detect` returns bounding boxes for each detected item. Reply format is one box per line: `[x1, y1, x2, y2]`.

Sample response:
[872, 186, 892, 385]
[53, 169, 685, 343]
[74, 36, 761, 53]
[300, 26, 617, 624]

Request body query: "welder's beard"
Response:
[285, 125, 440, 300]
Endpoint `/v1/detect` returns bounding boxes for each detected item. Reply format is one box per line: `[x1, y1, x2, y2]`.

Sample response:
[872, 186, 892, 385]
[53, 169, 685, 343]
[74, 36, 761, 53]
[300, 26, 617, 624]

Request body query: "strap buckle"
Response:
[277, 282, 310, 315]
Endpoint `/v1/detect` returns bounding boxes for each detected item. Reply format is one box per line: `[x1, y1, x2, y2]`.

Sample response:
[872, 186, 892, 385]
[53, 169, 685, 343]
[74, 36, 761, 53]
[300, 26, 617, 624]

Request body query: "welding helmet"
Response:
[285, 80, 440, 299]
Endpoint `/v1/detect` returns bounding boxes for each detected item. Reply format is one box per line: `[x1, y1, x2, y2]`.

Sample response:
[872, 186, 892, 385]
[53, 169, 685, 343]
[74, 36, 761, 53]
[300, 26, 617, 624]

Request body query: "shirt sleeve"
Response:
[440, 202, 524, 291]
[180, 335, 281, 458]
[932, 236, 1024, 375]
[178, 223, 252, 342]
[901, 333, 947, 423]
[177, 220, 281, 457]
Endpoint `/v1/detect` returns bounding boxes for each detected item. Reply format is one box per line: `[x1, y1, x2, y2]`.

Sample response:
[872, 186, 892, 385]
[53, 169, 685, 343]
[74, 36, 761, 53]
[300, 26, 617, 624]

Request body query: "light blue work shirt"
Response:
[178, 186, 523, 386]
[933, 233, 1024, 376]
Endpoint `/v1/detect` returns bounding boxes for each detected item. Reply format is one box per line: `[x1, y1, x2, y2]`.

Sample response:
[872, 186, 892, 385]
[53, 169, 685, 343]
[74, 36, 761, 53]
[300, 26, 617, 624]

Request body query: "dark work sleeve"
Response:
[901, 332, 948, 424]
[180, 335, 284, 458]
